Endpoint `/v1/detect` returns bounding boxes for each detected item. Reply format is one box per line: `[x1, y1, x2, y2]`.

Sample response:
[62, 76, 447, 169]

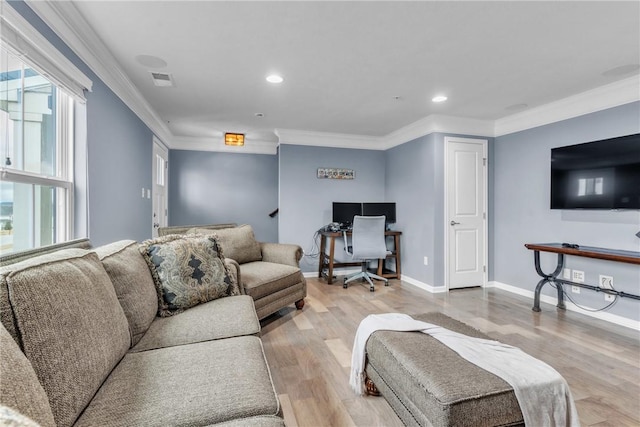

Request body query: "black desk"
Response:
[525, 243, 640, 312]
[318, 230, 402, 284]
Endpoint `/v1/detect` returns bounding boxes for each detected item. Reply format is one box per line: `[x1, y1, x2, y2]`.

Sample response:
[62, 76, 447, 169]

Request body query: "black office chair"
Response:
[343, 215, 390, 292]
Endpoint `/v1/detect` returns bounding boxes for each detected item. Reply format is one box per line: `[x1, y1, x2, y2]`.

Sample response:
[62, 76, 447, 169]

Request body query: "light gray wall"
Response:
[11, 1, 154, 246]
[168, 150, 279, 242]
[385, 134, 438, 285]
[385, 133, 493, 287]
[493, 101, 640, 321]
[278, 144, 386, 273]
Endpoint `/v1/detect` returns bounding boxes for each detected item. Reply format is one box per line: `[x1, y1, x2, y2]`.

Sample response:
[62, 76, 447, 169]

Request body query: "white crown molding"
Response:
[383, 114, 495, 149]
[276, 128, 381, 150]
[25, 0, 174, 146]
[172, 136, 278, 155]
[494, 76, 640, 137]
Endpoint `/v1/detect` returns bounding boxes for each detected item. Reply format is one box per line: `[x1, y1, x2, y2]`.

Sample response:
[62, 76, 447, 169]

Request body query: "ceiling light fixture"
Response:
[432, 95, 448, 103]
[266, 74, 284, 83]
[224, 133, 245, 146]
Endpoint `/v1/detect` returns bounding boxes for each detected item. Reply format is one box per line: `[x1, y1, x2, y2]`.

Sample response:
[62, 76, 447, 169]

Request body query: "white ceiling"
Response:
[29, 1, 640, 149]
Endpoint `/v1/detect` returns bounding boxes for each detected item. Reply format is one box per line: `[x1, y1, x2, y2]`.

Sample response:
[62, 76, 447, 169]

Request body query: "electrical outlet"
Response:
[599, 275, 613, 289]
[600, 275, 615, 301]
[423, 256, 429, 266]
[572, 270, 585, 283]
[571, 285, 580, 294]
[563, 268, 571, 280]
[141, 188, 145, 198]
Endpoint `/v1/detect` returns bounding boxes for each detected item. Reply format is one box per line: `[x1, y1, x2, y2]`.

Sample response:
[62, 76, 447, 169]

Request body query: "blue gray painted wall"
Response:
[168, 150, 279, 243]
[493, 101, 640, 321]
[385, 134, 438, 285]
[385, 133, 493, 288]
[10, 1, 154, 246]
[278, 144, 386, 273]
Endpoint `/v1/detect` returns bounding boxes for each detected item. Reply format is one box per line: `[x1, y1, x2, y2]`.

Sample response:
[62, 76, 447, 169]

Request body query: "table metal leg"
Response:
[532, 251, 565, 312]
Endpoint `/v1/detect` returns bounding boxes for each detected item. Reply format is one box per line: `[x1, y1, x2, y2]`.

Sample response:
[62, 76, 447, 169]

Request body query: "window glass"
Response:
[1, 47, 72, 254]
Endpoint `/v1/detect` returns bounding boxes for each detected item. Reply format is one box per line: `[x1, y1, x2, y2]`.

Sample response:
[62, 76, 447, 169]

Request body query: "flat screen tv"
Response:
[362, 202, 397, 224]
[332, 202, 362, 226]
[550, 133, 640, 210]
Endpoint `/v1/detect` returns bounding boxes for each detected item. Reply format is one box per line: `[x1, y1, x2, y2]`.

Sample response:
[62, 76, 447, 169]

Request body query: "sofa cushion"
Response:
[211, 415, 285, 427]
[131, 295, 260, 352]
[75, 336, 281, 427]
[0, 324, 55, 427]
[94, 240, 158, 346]
[139, 234, 239, 317]
[188, 224, 262, 264]
[240, 261, 304, 301]
[0, 249, 130, 427]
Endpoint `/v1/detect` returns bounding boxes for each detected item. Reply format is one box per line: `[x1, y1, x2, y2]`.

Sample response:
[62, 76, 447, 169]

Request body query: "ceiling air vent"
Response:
[150, 72, 174, 87]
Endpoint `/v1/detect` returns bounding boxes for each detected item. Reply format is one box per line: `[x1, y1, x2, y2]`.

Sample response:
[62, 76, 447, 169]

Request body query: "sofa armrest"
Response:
[224, 259, 245, 294]
[259, 242, 303, 267]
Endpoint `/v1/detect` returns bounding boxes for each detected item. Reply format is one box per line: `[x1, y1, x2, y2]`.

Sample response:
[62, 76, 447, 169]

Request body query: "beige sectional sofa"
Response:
[160, 223, 307, 320]
[0, 238, 285, 427]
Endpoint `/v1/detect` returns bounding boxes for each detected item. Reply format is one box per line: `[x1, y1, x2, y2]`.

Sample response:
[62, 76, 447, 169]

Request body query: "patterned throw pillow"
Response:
[139, 234, 239, 317]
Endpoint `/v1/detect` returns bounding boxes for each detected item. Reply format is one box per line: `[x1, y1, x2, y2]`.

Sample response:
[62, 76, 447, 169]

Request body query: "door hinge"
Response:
[483, 158, 487, 166]
[483, 265, 486, 273]
[483, 212, 486, 220]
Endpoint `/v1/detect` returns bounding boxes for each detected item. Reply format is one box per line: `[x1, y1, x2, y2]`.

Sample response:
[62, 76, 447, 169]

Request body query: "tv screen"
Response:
[550, 133, 640, 210]
[332, 202, 362, 226]
[362, 202, 396, 224]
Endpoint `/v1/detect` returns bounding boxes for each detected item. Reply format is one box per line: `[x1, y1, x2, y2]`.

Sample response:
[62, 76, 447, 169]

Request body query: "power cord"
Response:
[302, 229, 323, 259]
[550, 281, 619, 312]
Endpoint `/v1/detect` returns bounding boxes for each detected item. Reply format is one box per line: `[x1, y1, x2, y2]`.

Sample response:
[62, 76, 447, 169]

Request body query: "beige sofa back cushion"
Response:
[188, 224, 262, 264]
[0, 249, 131, 427]
[94, 240, 159, 346]
[0, 323, 56, 427]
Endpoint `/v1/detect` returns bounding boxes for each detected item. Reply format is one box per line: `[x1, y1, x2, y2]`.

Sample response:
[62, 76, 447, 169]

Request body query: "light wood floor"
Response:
[260, 276, 640, 427]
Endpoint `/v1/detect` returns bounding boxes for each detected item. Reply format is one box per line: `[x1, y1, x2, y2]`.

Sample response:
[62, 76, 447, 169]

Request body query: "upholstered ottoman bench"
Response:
[364, 312, 524, 427]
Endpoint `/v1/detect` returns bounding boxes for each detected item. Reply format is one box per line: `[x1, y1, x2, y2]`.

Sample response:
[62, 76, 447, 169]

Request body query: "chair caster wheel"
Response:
[370, 286, 375, 292]
[343, 280, 348, 289]
[384, 281, 389, 286]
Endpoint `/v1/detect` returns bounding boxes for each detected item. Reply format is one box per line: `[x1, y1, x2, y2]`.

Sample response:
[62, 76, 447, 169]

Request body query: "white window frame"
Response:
[1, 0, 91, 249]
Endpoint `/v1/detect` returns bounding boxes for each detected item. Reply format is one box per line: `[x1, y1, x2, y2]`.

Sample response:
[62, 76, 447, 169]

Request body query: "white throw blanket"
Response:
[350, 313, 580, 427]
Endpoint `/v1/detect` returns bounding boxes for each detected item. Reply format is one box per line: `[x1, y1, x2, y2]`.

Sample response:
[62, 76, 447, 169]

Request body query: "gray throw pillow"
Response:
[139, 234, 239, 317]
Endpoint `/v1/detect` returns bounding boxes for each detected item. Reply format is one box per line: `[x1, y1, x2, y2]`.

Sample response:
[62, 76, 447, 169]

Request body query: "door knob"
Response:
[450, 221, 460, 226]
[153, 222, 160, 228]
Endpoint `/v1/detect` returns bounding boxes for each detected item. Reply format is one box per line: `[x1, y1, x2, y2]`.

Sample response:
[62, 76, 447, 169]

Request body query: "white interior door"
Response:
[152, 137, 168, 237]
[445, 137, 487, 289]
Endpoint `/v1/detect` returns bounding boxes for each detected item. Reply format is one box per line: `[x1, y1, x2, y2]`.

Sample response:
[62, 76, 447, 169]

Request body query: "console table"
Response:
[524, 243, 640, 312]
[318, 230, 401, 284]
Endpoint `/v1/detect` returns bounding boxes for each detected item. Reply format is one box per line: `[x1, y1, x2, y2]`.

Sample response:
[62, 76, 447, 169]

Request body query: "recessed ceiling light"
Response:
[266, 74, 284, 83]
[135, 54, 167, 68]
[505, 103, 529, 112]
[432, 95, 448, 103]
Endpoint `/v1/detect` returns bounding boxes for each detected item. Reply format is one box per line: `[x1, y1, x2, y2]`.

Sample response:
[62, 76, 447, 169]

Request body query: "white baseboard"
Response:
[489, 281, 640, 331]
[401, 274, 448, 294]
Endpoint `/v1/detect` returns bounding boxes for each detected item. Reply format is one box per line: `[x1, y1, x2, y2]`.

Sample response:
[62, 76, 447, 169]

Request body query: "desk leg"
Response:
[532, 251, 565, 312]
[318, 235, 327, 279]
[328, 237, 335, 284]
[394, 234, 401, 278]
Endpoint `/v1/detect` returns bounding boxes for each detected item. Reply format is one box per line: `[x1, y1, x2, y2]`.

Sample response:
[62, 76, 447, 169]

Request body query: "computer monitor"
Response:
[332, 202, 362, 227]
[362, 202, 396, 224]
